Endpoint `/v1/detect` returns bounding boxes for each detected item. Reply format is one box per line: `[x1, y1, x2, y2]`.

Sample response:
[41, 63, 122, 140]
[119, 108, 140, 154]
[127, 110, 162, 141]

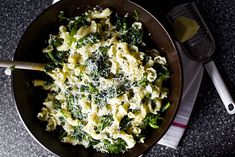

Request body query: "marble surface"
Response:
[0, 0, 234, 156]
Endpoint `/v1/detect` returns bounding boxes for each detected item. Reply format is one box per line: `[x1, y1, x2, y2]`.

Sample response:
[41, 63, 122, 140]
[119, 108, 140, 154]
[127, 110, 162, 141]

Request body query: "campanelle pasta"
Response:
[35, 8, 170, 154]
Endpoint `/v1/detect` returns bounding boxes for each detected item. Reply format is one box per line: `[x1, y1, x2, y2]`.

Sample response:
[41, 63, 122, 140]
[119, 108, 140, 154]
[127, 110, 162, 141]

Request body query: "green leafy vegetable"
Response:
[97, 115, 114, 132]
[115, 16, 143, 46]
[156, 64, 170, 80]
[86, 46, 111, 79]
[141, 113, 159, 129]
[58, 11, 89, 36]
[93, 80, 131, 107]
[142, 54, 151, 65]
[116, 16, 128, 32]
[53, 100, 61, 110]
[58, 11, 67, 21]
[10, 66, 16, 71]
[120, 115, 133, 132]
[44, 63, 62, 72]
[68, 16, 89, 36]
[49, 35, 64, 47]
[138, 75, 148, 87]
[45, 50, 69, 65]
[103, 138, 127, 154]
[123, 24, 143, 46]
[161, 102, 171, 112]
[67, 95, 86, 120]
[72, 126, 88, 141]
[76, 33, 101, 48]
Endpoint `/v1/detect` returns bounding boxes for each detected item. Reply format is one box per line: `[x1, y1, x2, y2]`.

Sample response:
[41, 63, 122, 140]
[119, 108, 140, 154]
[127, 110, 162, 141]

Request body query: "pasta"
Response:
[35, 8, 170, 154]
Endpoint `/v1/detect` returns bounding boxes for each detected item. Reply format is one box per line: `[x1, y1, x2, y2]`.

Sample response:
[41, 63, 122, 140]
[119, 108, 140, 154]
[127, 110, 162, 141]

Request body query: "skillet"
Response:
[12, 0, 183, 156]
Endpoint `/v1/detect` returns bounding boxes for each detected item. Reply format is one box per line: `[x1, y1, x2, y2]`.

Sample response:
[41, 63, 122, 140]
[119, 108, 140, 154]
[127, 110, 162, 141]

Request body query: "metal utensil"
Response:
[167, 2, 235, 114]
[0, 60, 44, 71]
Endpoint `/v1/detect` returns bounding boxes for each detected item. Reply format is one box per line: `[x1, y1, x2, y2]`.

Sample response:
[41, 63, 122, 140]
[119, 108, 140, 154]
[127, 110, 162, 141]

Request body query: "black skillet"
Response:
[12, 0, 183, 156]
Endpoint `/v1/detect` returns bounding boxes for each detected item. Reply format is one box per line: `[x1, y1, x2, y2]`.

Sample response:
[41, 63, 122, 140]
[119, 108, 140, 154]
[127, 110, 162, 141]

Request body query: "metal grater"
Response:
[167, 2, 215, 62]
[166, 2, 235, 114]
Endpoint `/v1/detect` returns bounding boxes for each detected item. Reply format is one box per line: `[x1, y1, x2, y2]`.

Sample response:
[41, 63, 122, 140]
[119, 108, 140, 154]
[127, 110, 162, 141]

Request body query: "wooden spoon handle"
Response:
[0, 60, 44, 71]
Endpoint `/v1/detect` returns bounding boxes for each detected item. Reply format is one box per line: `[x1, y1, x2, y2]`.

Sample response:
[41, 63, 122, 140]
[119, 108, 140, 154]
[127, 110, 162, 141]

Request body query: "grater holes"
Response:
[186, 38, 213, 60]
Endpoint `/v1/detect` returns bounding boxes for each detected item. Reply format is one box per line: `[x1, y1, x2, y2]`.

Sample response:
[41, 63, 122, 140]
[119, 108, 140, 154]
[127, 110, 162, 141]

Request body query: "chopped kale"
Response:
[140, 113, 159, 129]
[138, 75, 148, 87]
[44, 62, 62, 72]
[142, 54, 151, 65]
[45, 49, 69, 65]
[67, 95, 86, 120]
[58, 11, 89, 36]
[53, 51, 69, 63]
[53, 100, 61, 110]
[97, 115, 114, 132]
[86, 46, 111, 79]
[58, 116, 66, 125]
[115, 16, 143, 46]
[49, 34, 64, 47]
[55, 126, 67, 140]
[122, 25, 143, 46]
[103, 138, 127, 154]
[76, 33, 101, 48]
[93, 80, 131, 107]
[72, 126, 87, 141]
[155, 64, 170, 80]
[116, 16, 128, 32]
[58, 11, 67, 21]
[79, 83, 98, 94]
[68, 16, 89, 36]
[120, 115, 133, 132]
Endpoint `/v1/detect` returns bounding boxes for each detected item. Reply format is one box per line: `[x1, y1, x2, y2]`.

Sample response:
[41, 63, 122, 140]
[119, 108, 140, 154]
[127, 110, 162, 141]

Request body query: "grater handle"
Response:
[204, 61, 235, 114]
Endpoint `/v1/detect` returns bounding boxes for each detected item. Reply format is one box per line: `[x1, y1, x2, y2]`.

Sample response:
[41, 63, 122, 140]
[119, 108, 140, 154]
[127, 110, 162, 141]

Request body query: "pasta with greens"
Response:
[34, 8, 170, 154]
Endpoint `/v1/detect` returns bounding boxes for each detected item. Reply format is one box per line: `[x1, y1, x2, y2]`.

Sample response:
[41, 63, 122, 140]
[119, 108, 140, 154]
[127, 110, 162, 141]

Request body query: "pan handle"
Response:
[204, 61, 235, 114]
